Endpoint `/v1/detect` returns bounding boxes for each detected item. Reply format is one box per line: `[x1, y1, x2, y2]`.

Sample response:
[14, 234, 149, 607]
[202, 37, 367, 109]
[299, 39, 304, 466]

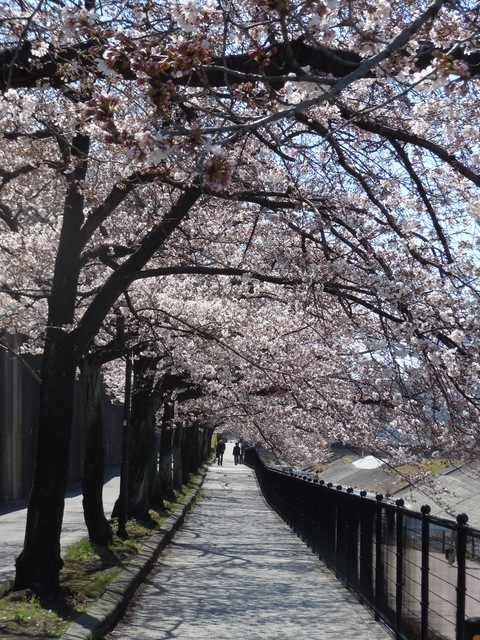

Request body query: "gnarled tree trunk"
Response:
[202, 425, 214, 464]
[113, 356, 163, 521]
[14, 333, 77, 591]
[172, 423, 185, 491]
[159, 401, 175, 500]
[79, 356, 113, 546]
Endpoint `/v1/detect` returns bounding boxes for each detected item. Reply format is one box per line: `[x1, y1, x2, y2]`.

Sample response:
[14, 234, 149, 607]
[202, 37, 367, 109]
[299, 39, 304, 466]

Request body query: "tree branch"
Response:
[4, 0, 476, 98]
[73, 185, 203, 354]
[338, 104, 480, 188]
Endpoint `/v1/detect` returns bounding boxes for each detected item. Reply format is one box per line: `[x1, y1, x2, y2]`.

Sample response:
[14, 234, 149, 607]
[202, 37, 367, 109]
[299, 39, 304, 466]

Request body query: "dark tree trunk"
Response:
[208, 427, 215, 460]
[79, 356, 113, 546]
[195, 425, 206, 469]
[112, 356, 163, 521]
[159, 402, 175, 499]
[189, 423, 202, 474]
[149, 426, 164, 508]
[126, 372, 159, 520]
[14, 333, 77, 591]
[14, 133, 90, 592]
[181, 425, 194, 484]
[172, 423, 185, 491]
[202, 426, 214, 464]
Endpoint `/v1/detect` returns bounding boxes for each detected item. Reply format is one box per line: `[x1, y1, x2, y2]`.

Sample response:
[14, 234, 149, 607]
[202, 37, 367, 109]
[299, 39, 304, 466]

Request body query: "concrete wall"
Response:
[0, 333, 123, 505]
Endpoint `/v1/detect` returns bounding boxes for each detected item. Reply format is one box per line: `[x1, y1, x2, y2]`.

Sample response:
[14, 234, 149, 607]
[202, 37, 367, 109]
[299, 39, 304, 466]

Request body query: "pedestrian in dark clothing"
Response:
[216, 440, 226, 465]
[233, 442, 241, 465]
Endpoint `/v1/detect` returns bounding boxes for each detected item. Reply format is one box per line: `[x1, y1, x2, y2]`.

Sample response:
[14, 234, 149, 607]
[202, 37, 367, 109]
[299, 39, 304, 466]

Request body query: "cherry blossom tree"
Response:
[1, 0, 480, 592]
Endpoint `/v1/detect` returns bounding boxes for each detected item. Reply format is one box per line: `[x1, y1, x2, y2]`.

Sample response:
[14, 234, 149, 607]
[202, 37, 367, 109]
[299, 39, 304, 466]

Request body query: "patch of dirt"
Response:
[0, 585, 83, 638]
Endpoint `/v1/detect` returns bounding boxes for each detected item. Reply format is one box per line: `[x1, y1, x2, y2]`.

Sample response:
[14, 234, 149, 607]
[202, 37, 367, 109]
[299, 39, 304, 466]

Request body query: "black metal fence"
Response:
[245, 447, 480, 640]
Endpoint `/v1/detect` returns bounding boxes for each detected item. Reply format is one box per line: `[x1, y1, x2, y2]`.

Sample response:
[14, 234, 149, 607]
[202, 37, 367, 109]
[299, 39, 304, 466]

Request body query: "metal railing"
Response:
[244, 447, 480, 640]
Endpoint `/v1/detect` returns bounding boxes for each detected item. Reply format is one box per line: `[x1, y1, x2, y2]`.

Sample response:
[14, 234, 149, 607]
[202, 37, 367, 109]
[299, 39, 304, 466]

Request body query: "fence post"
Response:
[346, 487, 355, 589]
[359, 489, 374, 605]
[335, 485, 344, 579]
[375, 493, 384, 621]
[421, 504, 431, 640]
[396, 499, 405, 639]
[327, 482, 336, 567]
[456, 512, 469, 640]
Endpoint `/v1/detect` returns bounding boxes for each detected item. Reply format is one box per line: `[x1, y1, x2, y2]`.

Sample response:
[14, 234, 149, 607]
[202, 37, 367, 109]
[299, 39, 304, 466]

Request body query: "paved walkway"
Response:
[103, 445, 391, 640]
[0, 469, 120, 585]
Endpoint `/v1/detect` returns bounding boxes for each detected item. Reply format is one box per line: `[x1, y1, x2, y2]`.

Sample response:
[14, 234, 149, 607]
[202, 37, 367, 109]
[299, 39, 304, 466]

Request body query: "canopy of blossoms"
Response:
[1, 0, 480, 469]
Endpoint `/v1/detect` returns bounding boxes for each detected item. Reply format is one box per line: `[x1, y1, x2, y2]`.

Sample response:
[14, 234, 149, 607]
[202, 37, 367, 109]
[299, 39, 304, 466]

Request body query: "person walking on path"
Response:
[216, 439, 226, 465]
[233, 442, 241, 465]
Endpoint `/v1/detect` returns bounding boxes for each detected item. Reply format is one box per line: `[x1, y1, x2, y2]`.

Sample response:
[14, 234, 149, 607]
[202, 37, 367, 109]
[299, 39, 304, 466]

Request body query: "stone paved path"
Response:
[103, 446, 391, 640]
